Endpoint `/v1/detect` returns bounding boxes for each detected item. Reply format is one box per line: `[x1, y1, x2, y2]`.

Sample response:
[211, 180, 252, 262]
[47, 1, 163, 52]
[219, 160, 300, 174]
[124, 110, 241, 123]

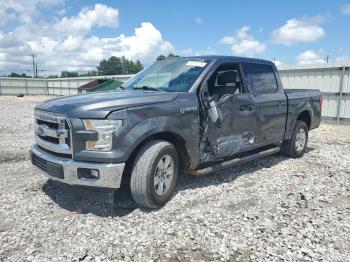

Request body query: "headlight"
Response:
[83, 119, 122, 151]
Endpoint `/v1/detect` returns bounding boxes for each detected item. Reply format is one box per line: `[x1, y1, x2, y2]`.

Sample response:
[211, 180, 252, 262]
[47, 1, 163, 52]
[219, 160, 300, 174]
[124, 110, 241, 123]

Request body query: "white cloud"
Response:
[0, 0, 64, 24]
[220, 26, 266, 57]
[0, 3, 176, 73]
[341, 4, 350, 14]
[336, 56, 350, 62]
[54, 4, 119, 35]
[104, 22, 174, 63]
[195, 17, 203, 24]
[271, 16, 326, 45]
[296, 50, 325, 64]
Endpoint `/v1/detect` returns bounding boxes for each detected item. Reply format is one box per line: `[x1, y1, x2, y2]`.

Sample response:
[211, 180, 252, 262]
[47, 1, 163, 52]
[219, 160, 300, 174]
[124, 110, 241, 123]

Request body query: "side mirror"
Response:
[207, 98, 223, 127]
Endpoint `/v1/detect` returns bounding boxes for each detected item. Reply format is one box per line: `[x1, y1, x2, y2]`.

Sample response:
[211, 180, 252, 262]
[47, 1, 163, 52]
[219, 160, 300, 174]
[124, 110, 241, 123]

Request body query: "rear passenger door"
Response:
[241, 63, 287, 146]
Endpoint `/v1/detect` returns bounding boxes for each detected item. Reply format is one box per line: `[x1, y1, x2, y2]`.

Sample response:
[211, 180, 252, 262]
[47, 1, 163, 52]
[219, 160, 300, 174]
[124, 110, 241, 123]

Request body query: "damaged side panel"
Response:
[106, 93, 201, 166]
[200, 93, 259, 162]
[212, 133, 255, 156]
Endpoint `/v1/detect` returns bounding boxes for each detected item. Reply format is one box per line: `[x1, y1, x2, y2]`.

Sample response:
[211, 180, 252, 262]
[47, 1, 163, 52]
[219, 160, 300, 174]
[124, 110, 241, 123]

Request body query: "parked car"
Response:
[31, 56, 322, 208]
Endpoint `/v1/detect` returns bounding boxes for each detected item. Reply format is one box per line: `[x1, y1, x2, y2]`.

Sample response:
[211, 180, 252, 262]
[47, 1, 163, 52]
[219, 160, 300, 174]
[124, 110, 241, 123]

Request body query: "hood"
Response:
[35, 90, 178, 118]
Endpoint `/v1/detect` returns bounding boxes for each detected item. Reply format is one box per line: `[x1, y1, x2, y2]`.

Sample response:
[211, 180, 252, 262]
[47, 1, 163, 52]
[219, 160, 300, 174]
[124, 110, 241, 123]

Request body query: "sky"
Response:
[0, 0, 350, 75]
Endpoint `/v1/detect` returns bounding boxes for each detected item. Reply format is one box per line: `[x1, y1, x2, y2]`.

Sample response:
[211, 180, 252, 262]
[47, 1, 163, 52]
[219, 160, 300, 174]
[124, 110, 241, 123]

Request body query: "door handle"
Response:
[240, 104, 255, 111]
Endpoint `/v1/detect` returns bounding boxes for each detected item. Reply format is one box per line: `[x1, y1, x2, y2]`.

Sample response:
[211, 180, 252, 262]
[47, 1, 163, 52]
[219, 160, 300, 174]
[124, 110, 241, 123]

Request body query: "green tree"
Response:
[156, 55, 167, 62]
[156, 53, 180, 62]
[60, 71, 79, 78]
[7, 72, 30, 78]
[97, 56, 123, 75]
[80, 70, 98, 77]
[97, 56, 143, 75]
[121, 56, 130, 74]
[134, 60, 144, 73]
[168, 53, 180, 59]
[47, 75, 59, 78]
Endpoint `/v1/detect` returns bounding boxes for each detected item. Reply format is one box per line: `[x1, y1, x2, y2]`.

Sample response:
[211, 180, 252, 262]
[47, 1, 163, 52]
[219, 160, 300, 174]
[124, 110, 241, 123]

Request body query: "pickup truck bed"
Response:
[284, 89, 322, 139]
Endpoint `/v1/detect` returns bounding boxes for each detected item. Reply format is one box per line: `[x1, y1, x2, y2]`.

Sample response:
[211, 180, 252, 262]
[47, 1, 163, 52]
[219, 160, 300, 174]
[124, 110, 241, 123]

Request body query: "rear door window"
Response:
[242, 63, 278, 94]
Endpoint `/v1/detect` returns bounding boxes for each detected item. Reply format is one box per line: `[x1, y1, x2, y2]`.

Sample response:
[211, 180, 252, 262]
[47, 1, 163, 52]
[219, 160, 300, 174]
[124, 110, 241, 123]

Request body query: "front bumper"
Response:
[30, 145, 125, 189]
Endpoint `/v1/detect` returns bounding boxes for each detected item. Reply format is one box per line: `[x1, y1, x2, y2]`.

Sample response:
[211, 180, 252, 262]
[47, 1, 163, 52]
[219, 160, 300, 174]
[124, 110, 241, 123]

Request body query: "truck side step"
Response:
[194, 146, 280, 176]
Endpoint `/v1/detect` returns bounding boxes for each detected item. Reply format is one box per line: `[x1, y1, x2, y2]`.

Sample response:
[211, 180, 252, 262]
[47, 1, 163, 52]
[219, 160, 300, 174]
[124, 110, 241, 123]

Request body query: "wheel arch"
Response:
[123, 131, 192, 181]
[297, 110, 311, 130]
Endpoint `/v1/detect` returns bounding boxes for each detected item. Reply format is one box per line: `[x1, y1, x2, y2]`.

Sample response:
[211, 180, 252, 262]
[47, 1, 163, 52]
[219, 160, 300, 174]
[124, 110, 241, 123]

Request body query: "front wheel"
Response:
[130, 140, 179, 208]
[281, 120, 308, 158]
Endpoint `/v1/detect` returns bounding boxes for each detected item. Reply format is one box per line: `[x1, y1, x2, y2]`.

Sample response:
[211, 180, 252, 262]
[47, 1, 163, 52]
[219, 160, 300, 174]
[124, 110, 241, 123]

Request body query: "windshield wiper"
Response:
[132, 86, 161, 92]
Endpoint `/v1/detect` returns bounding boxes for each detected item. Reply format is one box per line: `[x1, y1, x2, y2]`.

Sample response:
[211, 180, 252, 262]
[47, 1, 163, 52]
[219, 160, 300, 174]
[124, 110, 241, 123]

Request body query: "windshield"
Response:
[122, 58, 210, 92]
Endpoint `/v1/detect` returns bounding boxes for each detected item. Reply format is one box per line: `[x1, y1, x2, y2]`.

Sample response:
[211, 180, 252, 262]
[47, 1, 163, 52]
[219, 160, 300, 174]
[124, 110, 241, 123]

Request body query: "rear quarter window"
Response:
[242, 63, 278, 94]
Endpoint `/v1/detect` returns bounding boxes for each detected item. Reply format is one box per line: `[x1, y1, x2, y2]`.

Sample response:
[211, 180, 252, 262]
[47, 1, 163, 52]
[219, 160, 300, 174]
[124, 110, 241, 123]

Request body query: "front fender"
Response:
[114, 114, 201, 165]
[73, 94, 201, 165]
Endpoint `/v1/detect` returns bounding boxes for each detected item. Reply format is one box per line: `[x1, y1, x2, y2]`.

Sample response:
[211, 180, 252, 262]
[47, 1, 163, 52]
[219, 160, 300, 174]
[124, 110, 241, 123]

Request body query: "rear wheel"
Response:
[130, 140, 179, 208]
[282, 120, 308, 158]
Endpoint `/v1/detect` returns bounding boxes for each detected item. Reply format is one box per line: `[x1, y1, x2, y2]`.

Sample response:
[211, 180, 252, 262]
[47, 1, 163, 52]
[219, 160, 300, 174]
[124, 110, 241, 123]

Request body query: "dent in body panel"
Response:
[200, 94, 259, 162]
[212, 133, 255, 157]
[109, 93, 201, 166]
[36, 90, 178, 119]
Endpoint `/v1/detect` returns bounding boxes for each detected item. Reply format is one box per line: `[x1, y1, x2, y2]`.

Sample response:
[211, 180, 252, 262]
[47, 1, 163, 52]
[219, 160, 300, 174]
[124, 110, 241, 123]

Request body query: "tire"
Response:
[281, 120, 308, 158]
[130, 140, 179, 208]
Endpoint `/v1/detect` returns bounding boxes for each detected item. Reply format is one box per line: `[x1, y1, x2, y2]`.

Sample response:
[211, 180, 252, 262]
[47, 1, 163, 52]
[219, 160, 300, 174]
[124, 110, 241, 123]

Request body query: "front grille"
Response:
[37, 119, 58, 129]
[38, 134, 59, 144]
[34, 110, 72, 156]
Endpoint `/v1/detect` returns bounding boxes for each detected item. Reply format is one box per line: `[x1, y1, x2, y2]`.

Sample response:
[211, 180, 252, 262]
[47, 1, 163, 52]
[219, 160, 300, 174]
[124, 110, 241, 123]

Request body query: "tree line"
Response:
[56, 56, 144, 78]
[5, 53, 180, 78]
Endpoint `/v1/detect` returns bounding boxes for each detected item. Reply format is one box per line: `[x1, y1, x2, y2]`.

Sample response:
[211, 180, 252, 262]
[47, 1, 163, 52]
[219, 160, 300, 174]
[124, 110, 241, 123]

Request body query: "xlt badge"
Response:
[180, 106, 198, 114]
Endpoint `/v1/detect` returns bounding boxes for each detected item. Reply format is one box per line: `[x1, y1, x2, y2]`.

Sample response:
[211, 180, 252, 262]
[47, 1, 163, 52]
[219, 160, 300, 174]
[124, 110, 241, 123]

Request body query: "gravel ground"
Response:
[0, 96, 349, 261]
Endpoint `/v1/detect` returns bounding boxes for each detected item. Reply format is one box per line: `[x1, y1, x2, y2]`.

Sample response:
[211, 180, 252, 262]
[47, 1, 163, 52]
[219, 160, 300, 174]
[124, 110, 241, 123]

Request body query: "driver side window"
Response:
[207, 63, 244, 99]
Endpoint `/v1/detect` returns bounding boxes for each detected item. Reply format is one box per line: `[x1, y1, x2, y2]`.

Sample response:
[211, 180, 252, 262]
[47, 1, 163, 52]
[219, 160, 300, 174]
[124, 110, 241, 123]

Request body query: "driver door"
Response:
[203, 62, 259, 160]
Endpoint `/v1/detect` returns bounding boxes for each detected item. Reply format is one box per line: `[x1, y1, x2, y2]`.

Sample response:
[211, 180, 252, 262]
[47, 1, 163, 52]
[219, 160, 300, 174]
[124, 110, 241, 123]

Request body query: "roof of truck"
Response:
[181, 55, 274, 65]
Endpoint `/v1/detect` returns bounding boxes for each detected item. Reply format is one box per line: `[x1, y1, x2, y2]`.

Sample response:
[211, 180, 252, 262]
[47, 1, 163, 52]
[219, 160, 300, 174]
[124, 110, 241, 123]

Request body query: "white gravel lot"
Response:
[0, 96, 349, 261]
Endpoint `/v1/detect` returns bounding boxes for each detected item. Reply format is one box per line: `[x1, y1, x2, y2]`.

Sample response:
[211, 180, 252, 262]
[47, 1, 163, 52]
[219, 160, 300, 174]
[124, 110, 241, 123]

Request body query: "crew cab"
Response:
[30, 56, 322, 208]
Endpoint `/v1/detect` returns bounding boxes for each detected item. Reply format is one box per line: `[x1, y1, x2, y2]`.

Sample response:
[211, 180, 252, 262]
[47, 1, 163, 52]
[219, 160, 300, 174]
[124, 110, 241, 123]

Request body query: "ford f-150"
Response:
[30, 56, 322, 208]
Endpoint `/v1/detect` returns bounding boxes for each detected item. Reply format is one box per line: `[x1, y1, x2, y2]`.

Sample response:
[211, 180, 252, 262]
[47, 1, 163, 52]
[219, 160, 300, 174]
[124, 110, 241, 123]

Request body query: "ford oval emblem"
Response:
[37, 125, 47, 136]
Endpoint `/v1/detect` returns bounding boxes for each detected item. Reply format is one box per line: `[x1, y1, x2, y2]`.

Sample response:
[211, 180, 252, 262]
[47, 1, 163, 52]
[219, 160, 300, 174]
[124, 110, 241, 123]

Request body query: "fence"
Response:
[0, 75, 133, 96]
[1, 62, 349, 123]
[278, 62, 350, 123]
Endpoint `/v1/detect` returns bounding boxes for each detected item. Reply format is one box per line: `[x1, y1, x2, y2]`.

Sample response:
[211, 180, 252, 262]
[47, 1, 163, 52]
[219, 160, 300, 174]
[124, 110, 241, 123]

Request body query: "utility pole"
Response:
[30, 54, 37, 78]
[35, 64, 38, 78]
[326, 55, 330, 63]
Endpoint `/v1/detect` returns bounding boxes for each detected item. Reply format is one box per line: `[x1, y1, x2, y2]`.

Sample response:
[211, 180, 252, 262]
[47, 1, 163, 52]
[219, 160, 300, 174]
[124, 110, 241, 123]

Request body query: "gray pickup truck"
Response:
[31, 56, 322, 208]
